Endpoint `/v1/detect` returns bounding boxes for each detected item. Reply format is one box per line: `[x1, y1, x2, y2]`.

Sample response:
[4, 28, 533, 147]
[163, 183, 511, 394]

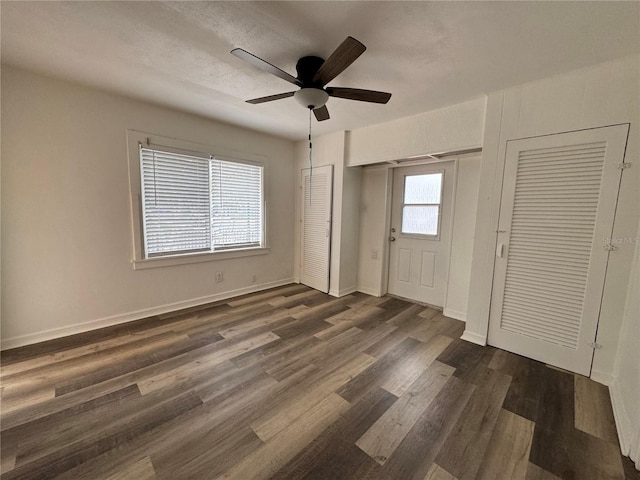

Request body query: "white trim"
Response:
[337, 286, 358, 297]
[328, 286, 357, 298]
[127, 130, 270, 268]
[442, 158, 460, 319]
[133, 247, 270, 270]
[380, 168, 394, 296]
[352, 144, 483, 168]
[357, 286, 382, 297]
[443, 308, 467, 322]
[589, 369, 613, 386]
[1, 278, 295, 350]
[609, 378, 632, 457]
[461, 330, 487, 346]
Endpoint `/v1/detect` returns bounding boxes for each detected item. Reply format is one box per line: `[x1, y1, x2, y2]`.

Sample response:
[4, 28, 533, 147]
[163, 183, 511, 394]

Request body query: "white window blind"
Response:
[140, 147, 263, 258]
[211, 159, 263, 250]
[401, 173, 443, 236]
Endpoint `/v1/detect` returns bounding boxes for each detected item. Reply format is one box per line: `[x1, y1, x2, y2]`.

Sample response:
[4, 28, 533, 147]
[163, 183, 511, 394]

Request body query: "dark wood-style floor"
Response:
[1, 284, 636, 480]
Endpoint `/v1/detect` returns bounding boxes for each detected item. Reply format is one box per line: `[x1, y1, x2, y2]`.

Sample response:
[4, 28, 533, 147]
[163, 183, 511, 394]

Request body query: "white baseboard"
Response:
[357, 286, 382, 297]
[589, 369, 613, 386]
[1, 278, 296, 350]
[338, 286, 358, 297]
[461, 330, 487, 346]
[329, 286, 358, 298]
[443, 308, 467, 322]
[609, 378, 632, 457]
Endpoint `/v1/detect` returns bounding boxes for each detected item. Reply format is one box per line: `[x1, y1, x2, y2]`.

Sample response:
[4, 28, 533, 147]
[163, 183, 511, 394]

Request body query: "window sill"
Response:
[132, 247, 270, 270]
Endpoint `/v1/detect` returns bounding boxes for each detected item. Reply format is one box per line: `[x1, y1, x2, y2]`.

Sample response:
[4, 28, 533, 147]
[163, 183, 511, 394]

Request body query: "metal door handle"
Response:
[389, 236, 396, 242]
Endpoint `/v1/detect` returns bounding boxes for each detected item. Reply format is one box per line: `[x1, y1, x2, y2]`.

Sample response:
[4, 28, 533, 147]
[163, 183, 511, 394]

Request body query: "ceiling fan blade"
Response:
[246, 91, 295, 104]
[231, 48, 302, 86]
[312, 37, 366, 86]
[326, 87, 391, 104]
[313, 105, 330, 121]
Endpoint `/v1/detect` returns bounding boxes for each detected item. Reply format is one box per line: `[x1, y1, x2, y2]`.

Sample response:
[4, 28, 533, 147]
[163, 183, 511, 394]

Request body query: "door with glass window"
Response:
[388, 162, 455, 307]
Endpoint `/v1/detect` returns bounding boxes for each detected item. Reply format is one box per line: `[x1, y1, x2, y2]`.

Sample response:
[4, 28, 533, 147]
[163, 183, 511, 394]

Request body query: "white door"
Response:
[489, 125, 629, 376]
[300, 165, 333, 293]
[388, 162, 455, 307]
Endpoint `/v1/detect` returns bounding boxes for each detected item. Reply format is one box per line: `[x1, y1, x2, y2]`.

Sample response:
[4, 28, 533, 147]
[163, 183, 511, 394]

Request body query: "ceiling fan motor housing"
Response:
[296, 56, 325, 85]
[294, 56, 329, 108]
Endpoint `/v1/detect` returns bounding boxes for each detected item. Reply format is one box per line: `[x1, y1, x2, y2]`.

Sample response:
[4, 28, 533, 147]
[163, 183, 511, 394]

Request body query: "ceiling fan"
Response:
[231, 36, 392, 121]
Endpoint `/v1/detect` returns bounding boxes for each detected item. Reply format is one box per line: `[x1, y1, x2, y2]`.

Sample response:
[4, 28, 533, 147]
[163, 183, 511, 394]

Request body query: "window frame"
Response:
[127, 131, 269, 270]
[399, 170, 445, 241]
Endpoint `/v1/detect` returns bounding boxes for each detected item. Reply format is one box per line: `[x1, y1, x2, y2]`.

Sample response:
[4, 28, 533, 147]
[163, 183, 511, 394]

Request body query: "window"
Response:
[401, 172, 443, 237]
[139, 146, 264, 259]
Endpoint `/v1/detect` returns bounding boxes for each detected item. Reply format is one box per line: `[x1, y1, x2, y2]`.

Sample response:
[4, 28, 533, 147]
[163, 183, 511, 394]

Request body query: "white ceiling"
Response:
[2, 1, 639, 141]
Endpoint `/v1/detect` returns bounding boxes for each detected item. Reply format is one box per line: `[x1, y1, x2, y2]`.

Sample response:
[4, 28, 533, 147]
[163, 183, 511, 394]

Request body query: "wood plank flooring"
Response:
[1, 284, 635, 479]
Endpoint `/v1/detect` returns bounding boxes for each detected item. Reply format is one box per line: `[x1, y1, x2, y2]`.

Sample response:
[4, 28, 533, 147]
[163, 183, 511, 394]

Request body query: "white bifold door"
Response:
[489, 125, 629, 376]
[300, 165, 333, 293]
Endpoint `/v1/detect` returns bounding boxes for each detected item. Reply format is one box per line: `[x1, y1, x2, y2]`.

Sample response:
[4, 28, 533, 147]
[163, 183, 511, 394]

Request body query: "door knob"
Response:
[389, 236, 396, 242]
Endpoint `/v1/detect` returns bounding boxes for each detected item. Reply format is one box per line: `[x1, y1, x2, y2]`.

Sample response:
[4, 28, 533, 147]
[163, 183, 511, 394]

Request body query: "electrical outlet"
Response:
[250, 274, 257, 283]
[371, 249, 378, 259]
[215, 272, 224, 283]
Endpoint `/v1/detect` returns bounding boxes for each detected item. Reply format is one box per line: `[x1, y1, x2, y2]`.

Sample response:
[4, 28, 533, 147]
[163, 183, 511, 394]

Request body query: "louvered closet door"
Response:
[488, 125, 629, 376]
[300, 165, 333, 293]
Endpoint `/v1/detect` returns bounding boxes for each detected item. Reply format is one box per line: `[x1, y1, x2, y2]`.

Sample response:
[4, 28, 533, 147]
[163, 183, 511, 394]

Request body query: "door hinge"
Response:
[602, 243, 619, 252]
[588, 342, 603, 350]
[617, 162, 631, 170]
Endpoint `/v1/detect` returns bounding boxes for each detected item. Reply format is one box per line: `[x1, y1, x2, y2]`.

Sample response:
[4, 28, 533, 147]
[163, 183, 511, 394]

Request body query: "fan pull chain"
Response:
[308, 107, 313, 205]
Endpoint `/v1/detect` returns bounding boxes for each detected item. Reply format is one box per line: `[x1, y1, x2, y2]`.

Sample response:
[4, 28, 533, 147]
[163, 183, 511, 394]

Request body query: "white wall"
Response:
[356, 166, 392, 297]
[355, 154, 482, 314]
[338, 164, 361, 295]
[443, 154, 482, 320]
[345, 98, 486, 166]
[1, 66, 296, 348]
[294, 131, 361, 296]
[465, 55, 640, 381]
[347, 97, 487, 305]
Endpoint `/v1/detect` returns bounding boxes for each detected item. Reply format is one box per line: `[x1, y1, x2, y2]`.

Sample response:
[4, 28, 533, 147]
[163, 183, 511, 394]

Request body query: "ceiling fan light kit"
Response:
[294, 88, 329, 109]
[231, 36, 391, 122]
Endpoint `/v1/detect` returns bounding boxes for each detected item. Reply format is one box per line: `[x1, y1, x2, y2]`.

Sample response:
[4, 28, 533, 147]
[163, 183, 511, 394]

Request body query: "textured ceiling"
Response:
[2, 1, 639, 140]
